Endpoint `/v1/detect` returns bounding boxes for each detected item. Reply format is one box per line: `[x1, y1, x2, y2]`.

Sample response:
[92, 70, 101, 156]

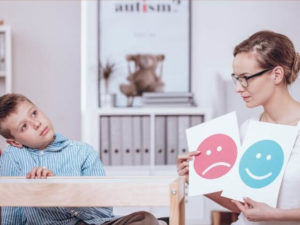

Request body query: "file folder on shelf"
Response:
[100, 116, 110, 165]
[110, 116, 122, 165]
[178, 115, 190, 155]
[121, 116, 133, 165]
[166, 116, 178, 165]
[142, 116, 151, 165]
[190, 115, 204, 127]
[155, 116, 166, 165]
[132, 116, 142, 165]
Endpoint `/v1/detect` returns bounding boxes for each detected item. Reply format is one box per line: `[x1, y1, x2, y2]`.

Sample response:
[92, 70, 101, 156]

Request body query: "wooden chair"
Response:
[211, 210, 239, 225]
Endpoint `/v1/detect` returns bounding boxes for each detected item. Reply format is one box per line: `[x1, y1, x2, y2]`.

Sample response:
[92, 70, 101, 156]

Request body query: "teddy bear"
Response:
[120, 54, 165, 106]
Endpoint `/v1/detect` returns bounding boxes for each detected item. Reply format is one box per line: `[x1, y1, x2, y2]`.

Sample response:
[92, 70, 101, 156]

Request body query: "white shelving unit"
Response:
[0, 26, 12, 94]
[0, 25, 12, 151]
[82, 107, 212, 176]
[80, 2, 219, 224]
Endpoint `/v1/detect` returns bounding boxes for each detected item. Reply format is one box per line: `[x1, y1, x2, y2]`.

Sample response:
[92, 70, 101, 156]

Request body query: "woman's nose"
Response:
[234, 81, 244, 93]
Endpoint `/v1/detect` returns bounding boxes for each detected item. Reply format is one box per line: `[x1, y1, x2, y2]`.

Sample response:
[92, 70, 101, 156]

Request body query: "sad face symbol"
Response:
[194, 134, 237, 179]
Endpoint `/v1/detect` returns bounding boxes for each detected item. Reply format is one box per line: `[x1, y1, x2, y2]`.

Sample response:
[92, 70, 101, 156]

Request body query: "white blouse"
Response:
[232, 118, 300, 225]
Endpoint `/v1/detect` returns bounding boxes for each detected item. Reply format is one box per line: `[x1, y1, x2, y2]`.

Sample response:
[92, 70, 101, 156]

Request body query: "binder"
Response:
[121, 116, 133, 165]
[110, 116, 122, 165]
[142, 116, 151, 165]
[190, 115, 204, 127]
[100, 116, 110, 165]
[166, 116, 178, 165]
[132, 116, 142, 165]
[178, 115, 190, 155]
[155, 116, 166, 165]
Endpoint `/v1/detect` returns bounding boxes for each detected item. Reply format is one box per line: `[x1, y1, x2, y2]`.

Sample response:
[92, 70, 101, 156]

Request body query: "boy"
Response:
[0, 93, 162, 225]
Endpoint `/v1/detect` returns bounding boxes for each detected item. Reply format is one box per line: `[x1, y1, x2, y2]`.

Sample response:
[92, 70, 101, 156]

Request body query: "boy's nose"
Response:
[31, 120, 41, 129]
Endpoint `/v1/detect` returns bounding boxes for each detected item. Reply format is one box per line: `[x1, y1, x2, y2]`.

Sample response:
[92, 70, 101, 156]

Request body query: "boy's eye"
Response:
[32, 110, 37, 117]
[21, 123, 27, 131]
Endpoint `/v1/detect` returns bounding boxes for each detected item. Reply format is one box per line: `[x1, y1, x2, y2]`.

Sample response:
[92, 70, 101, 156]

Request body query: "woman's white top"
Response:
[232, 118, 300, 225]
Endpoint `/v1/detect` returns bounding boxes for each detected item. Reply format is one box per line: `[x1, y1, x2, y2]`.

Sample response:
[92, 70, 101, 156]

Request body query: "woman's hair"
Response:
[234, 30, 300, 85]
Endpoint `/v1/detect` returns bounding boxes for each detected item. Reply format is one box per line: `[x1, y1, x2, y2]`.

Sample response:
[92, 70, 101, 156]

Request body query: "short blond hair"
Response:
[0, 93, 33, 138]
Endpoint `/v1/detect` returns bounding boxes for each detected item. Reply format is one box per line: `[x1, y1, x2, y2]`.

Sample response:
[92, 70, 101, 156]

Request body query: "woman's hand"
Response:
[177, 150, 200, 183]
[26, 166, 55, 179]
[232, 197, 278, 222]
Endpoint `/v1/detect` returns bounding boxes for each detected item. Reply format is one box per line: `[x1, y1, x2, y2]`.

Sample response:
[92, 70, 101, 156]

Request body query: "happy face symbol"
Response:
[194, 134, 237, 179]
[239, 140, 284, 188]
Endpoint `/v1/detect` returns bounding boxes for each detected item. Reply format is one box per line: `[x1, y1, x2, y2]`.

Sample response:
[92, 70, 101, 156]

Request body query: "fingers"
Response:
[26, 167, 54, 179]
[177, 151, 200, 165]
[232, 199, 246, 212]
[26, 167, 38, 179]
[243, 197, 256, 207]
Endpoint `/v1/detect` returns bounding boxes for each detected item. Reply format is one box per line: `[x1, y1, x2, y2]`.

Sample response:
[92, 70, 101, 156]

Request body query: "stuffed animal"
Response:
[120, 54, 165, 106]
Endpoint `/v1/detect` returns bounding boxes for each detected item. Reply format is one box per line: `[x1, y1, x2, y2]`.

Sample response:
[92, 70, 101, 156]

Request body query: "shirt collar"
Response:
[26, 133, 70, 153]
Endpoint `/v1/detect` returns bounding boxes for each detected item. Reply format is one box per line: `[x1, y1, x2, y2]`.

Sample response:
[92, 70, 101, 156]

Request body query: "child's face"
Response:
[2, 100, 55, 149]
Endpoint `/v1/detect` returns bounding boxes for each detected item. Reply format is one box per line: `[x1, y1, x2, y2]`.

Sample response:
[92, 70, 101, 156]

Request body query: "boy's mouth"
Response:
[40, 126, 49, 136]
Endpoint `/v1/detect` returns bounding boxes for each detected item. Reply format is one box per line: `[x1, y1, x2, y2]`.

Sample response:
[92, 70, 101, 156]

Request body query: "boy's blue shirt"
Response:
[0, 133, 115, 225]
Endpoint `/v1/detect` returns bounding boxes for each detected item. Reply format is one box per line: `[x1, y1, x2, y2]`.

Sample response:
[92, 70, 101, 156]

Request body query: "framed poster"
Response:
[98, 0, 191, 107]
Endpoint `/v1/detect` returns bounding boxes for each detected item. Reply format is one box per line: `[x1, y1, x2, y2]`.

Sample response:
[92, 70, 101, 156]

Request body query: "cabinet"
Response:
[0, 26, 12, 94]
[0, 26, 12, 151]
[82, 107, 212, 176]
[80, 2, 218, 224]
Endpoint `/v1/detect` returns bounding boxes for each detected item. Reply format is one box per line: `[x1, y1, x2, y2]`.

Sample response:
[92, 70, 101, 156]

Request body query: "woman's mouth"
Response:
[242, 96, 251, 102]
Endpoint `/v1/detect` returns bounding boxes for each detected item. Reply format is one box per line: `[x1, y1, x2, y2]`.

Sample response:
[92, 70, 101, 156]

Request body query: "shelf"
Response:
[92, 107, 212, 117]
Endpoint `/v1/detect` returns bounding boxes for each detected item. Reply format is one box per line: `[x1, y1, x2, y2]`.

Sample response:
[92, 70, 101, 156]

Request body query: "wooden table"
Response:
[0, 176, 185, 225]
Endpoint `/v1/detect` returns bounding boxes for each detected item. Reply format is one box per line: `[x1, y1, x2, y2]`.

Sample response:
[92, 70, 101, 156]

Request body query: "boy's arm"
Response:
[0, 154, 27, 225]
[81, 144, 106, 176]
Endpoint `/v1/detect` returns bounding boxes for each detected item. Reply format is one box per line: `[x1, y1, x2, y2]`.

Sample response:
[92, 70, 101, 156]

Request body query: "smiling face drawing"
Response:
[194, 134, 237, 179]
[239, 140, 284, 189]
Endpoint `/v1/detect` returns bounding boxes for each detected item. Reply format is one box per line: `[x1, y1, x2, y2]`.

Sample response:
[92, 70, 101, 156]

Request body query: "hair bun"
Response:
[290, 53, 300, 84]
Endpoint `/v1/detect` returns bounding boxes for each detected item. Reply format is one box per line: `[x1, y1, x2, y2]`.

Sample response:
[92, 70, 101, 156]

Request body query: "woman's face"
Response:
[232, 52, 275, 108]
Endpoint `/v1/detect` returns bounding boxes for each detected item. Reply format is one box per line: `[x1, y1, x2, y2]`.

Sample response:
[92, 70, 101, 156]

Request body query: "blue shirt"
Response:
[0, 133, 115, 225]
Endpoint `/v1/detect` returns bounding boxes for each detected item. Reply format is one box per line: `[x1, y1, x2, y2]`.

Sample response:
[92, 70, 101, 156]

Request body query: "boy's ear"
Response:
[6, 138, 23, 148]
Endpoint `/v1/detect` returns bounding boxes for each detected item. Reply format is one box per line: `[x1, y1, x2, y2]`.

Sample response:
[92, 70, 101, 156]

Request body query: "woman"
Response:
[177, 30, 300, 224]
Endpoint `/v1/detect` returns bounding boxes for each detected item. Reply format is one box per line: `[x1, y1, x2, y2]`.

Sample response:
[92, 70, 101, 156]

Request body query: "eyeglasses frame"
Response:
[231, 68, 273, 88]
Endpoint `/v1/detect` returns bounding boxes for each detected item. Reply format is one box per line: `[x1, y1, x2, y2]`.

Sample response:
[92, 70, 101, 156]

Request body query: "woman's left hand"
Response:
[232, 197, 278, 222]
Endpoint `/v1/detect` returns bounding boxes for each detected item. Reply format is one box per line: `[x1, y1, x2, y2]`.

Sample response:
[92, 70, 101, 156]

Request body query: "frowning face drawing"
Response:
[194, 134, 238, 179]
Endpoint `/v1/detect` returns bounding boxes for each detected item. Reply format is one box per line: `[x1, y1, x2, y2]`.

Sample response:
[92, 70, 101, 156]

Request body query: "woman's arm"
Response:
[177, 151, 240, 213]
[233, 197, 300, 222]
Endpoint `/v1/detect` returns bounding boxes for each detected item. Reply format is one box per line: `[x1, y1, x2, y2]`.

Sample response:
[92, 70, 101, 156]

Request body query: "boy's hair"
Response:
[0, 93, 33, 138]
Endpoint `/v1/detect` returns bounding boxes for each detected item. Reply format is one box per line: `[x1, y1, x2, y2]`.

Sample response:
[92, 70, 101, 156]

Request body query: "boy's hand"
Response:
[26, 167, 55, 179]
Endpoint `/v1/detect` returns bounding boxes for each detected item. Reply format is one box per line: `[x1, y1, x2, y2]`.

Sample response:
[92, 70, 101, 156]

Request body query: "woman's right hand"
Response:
[177, 150, 201, 183]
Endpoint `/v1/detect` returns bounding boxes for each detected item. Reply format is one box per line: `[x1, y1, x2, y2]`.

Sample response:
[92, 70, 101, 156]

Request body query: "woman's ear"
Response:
[272, 66, 285, 85]
[6, 138, 23, 148]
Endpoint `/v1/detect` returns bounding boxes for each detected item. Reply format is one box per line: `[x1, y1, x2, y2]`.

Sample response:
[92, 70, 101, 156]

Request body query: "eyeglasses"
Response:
[231, 68, 273, 88]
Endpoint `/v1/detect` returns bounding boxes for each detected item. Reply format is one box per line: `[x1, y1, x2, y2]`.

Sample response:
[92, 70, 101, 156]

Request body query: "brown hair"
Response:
[0, 93, 33, 138]
[234, 30, 300, 85]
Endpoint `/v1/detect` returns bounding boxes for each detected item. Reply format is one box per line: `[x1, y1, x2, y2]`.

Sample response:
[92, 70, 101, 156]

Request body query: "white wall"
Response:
[0, 0, 81, 140]
[1, 0, 299, 141]
[192, 0, 300, 125]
